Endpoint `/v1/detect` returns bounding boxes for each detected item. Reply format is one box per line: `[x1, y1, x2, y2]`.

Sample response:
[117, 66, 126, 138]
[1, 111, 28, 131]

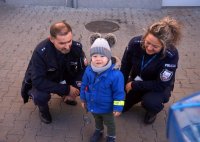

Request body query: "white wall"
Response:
[6, 0, 66, 6]
[5, 0, 200, 8]
[76, 0, 162, 9]
[162, 0, 200, 6]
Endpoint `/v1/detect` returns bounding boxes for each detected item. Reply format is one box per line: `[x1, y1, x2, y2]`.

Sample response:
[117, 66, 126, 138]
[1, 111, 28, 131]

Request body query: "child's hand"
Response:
[113, 111, 121, 117]
[81, 102, 87, 110]
[69, 85, 80, 98]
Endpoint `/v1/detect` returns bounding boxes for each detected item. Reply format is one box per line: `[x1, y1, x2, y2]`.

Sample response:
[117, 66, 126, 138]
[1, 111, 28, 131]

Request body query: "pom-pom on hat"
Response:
[90, 38, 111, 60]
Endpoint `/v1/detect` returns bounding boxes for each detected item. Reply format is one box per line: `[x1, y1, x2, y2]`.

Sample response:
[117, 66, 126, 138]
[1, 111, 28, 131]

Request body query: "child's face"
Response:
[91, 54, 109, 68]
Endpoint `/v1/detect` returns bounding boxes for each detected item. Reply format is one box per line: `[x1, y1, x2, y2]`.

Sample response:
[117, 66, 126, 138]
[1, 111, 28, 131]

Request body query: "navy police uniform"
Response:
[21, 38, 86, 105]
[121, 36, 179, 114]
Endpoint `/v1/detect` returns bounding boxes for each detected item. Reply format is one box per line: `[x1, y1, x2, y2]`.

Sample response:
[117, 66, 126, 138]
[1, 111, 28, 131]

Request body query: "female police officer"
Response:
[121, 17, 181, 124]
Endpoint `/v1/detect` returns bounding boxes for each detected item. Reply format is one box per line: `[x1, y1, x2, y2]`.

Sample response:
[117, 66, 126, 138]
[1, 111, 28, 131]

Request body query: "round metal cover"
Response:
[85, 20, 120, 33]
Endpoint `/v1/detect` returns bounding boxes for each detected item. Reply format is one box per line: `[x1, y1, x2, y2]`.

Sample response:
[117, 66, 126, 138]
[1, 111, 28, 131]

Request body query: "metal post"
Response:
[72, 0, 78, 8]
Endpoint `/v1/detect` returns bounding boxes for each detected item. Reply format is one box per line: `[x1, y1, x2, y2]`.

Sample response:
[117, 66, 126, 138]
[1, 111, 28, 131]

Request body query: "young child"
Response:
[80, 33, 125, 142]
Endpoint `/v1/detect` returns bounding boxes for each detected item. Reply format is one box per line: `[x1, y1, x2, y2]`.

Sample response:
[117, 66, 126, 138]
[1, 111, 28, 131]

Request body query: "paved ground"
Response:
[0, 2, 200, 142]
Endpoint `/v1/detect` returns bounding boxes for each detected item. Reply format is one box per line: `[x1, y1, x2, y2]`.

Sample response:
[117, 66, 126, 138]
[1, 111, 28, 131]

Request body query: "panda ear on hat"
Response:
[104, 33, 117, 48]
[89, 33, 102, 45]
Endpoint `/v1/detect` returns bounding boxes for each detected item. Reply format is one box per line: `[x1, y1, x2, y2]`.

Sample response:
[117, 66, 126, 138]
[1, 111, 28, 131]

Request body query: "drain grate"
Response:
[85, 20, 120, 33]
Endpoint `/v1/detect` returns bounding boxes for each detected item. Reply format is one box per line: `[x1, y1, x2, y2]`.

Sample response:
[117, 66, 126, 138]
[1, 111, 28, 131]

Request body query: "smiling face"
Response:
[144, 33, 163, 55]
[91, 54, 109, 68]
[50, 32, 73, 54]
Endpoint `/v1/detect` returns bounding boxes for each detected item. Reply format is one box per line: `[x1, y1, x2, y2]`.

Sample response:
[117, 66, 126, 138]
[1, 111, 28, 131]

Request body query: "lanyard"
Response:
[140, 54, 157, 72]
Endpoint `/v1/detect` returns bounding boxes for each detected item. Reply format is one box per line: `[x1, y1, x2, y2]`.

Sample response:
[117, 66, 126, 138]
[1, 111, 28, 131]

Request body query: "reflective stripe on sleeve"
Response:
[113, 101, 124, 106]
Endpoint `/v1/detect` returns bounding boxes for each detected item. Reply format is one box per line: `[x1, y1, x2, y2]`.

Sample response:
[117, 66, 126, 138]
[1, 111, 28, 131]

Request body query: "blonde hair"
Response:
[143, 16, 182, 56]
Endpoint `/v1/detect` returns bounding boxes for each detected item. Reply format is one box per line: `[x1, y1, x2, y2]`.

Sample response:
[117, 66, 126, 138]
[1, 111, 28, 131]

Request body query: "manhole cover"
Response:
[85, 20, 120, 33]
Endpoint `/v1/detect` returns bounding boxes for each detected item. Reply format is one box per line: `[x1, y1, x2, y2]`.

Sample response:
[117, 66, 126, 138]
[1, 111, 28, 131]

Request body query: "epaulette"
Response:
[71, 41, 83, 57]
[36, 46, 46, 55]
[166, 49, 175, 58]
[127, 36, 142, 51]
[134, 39, 142, 44]
[133, 35, 143, 44]
[76, 42, 82, 47]
[73, 41, 82, 48]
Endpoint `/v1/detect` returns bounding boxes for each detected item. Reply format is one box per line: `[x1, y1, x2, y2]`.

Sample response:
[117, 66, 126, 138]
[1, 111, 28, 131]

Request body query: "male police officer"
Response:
[21, 21, 87, 124]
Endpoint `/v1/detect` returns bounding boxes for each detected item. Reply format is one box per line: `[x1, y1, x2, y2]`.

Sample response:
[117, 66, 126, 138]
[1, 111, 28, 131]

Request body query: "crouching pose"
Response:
[121, 17, 182, 124]
[21, 21, 87, 124]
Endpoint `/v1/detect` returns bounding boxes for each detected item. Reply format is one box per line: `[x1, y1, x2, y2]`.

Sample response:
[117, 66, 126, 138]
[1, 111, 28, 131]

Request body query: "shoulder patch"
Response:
[160, 69, 173, 82]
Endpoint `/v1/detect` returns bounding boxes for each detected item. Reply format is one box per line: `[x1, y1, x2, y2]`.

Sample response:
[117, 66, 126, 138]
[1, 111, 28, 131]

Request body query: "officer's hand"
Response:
[22, 94, 29, 104]
[113, 111, 121, 117]
[125, 82, 132, 93]
[69, 85, 80, 98]
[21, 81, 32, 104]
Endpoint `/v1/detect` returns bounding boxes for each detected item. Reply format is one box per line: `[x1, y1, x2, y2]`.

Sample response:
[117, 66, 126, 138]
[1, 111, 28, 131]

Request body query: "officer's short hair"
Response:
[50, 20, 72, 38]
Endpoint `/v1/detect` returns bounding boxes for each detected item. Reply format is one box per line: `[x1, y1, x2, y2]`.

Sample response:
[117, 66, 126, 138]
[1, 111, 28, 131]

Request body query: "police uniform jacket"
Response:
[121, 36, 179, 92]
[23, 38, 86, 97]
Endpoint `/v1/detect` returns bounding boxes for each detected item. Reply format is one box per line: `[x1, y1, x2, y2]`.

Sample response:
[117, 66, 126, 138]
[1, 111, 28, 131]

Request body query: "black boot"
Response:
[106, 136, 116, 142]
[90, 129, 103, 142]
[38, 105, 52, 124]
[144, 111, 157, 124]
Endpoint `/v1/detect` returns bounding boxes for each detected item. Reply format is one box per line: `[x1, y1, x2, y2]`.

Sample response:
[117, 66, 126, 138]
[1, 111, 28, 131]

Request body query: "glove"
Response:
[21, 80, 32, 104]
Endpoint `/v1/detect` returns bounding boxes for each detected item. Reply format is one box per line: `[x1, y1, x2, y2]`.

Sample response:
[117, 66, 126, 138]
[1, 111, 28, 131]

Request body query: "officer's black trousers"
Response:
[29, 88, 51, 106]
[123, 88, 171, 114]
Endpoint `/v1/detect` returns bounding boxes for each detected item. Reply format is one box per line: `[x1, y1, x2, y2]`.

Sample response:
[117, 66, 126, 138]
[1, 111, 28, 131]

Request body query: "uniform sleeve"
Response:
[112, 71, 125, 112]
[132, 51, 179, 92]
[70, 42, 87, 89]
[80, 68, 89, 102]
[121, 46, 133, 83]
[121, 37, 140, 83]
[31, 51, 70, 96]
[75, 48, 87, 85]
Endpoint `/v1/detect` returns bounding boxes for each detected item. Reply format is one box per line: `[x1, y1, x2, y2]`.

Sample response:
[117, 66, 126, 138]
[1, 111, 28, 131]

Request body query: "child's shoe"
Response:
[90, 129, 103, 142]
[106, 136, 116, 142]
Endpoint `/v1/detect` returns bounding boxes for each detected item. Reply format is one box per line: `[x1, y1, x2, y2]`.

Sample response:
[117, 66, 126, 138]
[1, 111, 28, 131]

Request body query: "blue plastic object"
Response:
[167, 91, 200, 142]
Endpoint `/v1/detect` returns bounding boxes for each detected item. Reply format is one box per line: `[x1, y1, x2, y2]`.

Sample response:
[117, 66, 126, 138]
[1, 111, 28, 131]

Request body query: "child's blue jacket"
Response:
[80, 64, 125, 114]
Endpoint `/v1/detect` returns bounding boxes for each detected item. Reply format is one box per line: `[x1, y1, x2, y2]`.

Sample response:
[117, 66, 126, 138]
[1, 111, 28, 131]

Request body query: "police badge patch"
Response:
[160, 69, 173, 81]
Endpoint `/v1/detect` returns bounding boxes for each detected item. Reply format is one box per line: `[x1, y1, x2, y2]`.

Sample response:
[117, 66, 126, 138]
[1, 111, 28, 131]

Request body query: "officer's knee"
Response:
[142, 93, 164, 113]
[142, 99, 157, 109]
[142, 100, 163, 113]
[30, 88, 51, 106]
